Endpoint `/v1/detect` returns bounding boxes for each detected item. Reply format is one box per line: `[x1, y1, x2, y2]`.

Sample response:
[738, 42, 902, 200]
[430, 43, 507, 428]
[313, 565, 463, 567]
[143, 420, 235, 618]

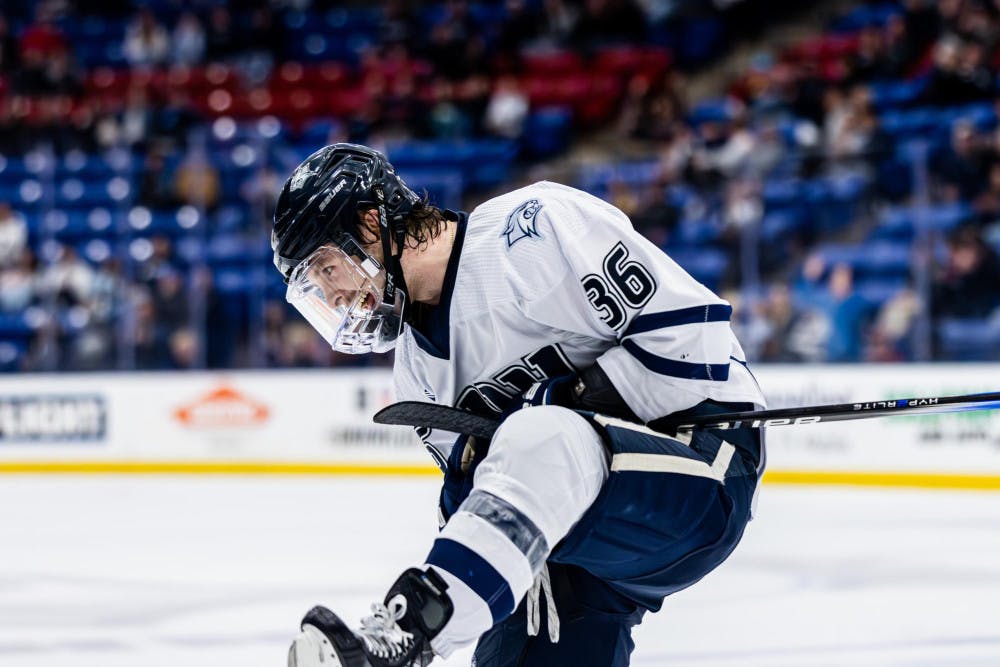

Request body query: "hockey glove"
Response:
[518, 374, 579, 410]
[439, 434, 483, 523]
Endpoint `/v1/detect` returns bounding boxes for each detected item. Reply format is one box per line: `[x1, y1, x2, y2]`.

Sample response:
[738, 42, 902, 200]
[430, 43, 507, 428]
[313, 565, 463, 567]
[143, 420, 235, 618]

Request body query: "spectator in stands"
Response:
[867, 288, 921, 361]
[0, 248, 37, 313]
[152, 270, 188, 334]
[494, 0, 546, 70]
[174, 145, 221, 210]
[39, 245, 94, 309]
[569, 0, 647, 50]
[923, 36, 995, 106]
[0, 14, 19, 74]
[237, 6, 283, 85]
[167, 327, 200, 369]
[205, 6, 237, 62]
[43, 48, 83, 98]
[172, 11, 206, 67]
[624, 72, 686, 143]
[88, 256, 123, 325]
[758, 283, 827, 362]
[425, 0, 487, 81]
[880, 13, 919, 78]
[124, 9, 170, 68]
[816, 262, 873, 362]
[138, 149, 178, 209]
[18, 4, 67, 61]
[380, 0, 421, 52]
[972, 161, 1000, 221]
[483, 75, 529, 139]
[135, 235, 177, 286]
[845, 24, 888, 84]
[933, 121, 989, 201]
[11, 47, 50, 96]
[932, 225, 1000, 318]
[0, 202, 27, 268]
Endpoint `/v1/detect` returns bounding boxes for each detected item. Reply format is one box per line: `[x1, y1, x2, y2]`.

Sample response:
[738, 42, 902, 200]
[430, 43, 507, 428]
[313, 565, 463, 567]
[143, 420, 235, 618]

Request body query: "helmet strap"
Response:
[372, 185, 412, 319]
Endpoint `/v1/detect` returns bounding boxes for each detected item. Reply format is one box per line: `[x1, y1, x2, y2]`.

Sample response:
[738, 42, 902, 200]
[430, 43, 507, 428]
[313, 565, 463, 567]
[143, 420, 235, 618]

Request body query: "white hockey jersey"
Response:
[393, 181, 766, 467]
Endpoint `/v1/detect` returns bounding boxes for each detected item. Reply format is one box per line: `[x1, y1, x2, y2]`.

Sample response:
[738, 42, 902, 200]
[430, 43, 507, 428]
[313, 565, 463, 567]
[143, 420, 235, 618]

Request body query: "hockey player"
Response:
[273, 144, 766, 667]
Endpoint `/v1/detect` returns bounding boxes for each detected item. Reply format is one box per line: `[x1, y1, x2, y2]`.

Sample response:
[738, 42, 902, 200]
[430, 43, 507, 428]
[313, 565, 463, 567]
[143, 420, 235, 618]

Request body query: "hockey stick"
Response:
[373, 392, 1000, 439]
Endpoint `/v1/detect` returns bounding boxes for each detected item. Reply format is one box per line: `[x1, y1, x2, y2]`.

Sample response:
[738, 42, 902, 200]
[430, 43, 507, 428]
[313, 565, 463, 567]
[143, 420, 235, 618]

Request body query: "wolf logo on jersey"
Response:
[501, 198, 543, 248]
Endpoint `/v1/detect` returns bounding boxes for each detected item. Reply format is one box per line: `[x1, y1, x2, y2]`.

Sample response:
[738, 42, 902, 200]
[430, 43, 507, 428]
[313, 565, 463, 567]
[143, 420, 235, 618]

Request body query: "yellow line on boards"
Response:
[0, 462, 998, 490]
[763, 470, 1000, 491]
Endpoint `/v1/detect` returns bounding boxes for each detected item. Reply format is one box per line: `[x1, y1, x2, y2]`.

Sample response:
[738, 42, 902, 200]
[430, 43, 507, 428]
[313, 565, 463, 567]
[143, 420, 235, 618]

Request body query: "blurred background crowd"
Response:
[0, 0, 999, 372]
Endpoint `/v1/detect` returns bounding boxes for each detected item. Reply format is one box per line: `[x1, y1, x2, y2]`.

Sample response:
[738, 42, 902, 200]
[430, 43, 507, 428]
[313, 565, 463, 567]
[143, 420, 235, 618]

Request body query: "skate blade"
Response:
[288, 624, 345, 667]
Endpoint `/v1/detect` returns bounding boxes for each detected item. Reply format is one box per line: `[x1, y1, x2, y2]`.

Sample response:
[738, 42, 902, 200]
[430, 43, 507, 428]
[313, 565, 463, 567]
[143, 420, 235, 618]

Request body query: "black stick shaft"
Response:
[667, 391, 1000, 432]
[374, 392, 1000, 438]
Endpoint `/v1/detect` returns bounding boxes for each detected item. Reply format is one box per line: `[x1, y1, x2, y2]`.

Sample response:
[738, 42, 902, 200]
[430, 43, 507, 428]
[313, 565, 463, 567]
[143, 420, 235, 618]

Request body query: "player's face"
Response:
[306, 251, 379, 313]
[284, 239, 402, 354]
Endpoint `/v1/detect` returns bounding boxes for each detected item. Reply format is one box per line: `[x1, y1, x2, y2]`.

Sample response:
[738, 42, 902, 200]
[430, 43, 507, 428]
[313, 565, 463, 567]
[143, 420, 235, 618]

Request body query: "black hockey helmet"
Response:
[272, 143, 420, 280]
[271, 143, 421, 353]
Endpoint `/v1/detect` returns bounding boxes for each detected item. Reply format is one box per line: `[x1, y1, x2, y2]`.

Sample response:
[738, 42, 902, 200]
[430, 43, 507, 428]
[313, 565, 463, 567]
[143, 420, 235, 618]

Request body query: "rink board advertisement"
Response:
[0, 370, 425, 465]
[0, 364, 998, 484]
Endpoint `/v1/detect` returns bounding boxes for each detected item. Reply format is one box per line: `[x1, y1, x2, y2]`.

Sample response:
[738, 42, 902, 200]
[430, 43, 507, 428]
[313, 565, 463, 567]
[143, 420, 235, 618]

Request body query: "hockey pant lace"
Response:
[526, 563, 560, 643]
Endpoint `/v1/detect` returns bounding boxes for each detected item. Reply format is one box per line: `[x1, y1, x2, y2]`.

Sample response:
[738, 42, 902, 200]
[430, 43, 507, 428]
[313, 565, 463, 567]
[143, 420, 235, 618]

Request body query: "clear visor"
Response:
[285, 240, 404, 354]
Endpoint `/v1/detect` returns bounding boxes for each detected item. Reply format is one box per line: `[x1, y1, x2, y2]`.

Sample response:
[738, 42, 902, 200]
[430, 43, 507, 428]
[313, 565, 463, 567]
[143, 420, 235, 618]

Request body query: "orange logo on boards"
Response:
[174, 385, 270, 428]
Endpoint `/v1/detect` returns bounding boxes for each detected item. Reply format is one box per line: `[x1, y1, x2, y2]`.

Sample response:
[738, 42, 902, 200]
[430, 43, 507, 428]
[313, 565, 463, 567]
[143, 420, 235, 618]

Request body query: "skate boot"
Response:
[288, 567, 453, 667]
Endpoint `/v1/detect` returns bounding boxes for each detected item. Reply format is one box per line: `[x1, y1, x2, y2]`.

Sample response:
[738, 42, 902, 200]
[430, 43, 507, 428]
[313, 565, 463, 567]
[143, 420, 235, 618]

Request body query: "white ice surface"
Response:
[1, 476, 998, 667]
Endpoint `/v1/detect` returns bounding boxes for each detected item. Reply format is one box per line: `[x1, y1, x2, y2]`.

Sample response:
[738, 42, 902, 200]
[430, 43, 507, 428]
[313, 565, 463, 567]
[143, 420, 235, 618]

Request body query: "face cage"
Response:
[284, 240, 405, 354]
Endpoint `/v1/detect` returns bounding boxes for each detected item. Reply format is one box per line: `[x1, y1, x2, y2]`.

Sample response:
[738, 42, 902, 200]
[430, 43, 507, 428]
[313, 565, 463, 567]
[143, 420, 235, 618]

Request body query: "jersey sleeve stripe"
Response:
[622, 339, 730, 381]
[622, 304, 732, 338]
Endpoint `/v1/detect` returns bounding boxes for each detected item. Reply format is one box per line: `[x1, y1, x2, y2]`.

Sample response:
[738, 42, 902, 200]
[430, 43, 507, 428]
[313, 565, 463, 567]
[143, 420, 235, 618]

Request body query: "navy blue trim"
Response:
[623, 304, 732, 338]
[622, 339, 730, 381]
[410, 212, 467, 359]
[730, 355, 764, 395]
[426, 538, 515, 623]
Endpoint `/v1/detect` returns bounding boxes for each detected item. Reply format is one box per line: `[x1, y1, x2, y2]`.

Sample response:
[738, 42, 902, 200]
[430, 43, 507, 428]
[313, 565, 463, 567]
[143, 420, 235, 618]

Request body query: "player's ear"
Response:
[356, 208, 381, 244]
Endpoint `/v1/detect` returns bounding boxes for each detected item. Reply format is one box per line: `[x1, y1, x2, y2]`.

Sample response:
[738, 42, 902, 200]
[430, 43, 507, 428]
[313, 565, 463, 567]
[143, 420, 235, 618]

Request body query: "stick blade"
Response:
[373, 401, 500, 440]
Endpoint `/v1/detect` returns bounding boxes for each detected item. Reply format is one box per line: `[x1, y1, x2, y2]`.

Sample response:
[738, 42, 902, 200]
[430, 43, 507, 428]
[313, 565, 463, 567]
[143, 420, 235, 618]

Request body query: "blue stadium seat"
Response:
[666, 248, 728, 290]
[523, 107, 573, 158]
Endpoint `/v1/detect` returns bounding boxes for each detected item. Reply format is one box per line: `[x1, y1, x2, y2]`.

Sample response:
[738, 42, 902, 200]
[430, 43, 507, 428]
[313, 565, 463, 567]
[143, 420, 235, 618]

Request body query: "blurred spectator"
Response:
[205, 7, 237, 62]
[0, 14, 18, 74]
[138, 149, 178, 208]
[569, 0, 647, 49]
[867, 288, 921, 361]
[167, 327, 200, 369]
[19, 4, 67, 61]
[0, 202, 27, 268]
[923, 36, 995, 106]
[426, 0, 487, 81]
[0, 248, 37, 313]
[238, 6, 283, 85]
[494, 0, 546, 68]
[152, 270, 188, 332]
[484, 75, 529, 139]
[813, 262, 873, 362]
[972, 161, 1000, 221]
[931, 226, 1000, 318]
[380, 0, 420, 51]
[124, 9, 170, 68]
[172, 12, 206, 67]
[174, 145, 220, 210]
[759, 284, 829, 362]
[932, 121, 988, 202]
[880, 13, 919, 78]
[845, 24, 888, 84]
[39, 245, 94, 308]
